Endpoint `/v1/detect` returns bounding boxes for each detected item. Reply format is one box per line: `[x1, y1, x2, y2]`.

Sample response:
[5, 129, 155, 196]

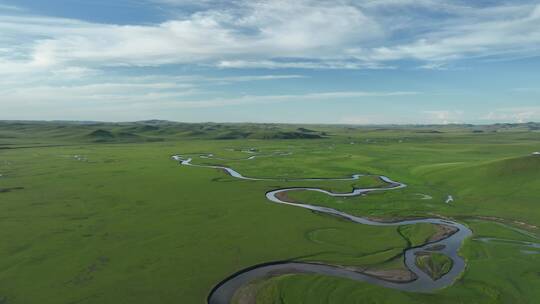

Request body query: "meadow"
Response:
[0, 121, 539, 303]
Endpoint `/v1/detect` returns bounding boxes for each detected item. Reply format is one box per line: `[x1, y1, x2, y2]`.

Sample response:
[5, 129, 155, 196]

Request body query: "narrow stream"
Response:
[171, 155, 473, 304]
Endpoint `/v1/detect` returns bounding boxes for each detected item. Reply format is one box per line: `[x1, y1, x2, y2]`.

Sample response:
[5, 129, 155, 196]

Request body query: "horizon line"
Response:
[1, 119, 539, 127]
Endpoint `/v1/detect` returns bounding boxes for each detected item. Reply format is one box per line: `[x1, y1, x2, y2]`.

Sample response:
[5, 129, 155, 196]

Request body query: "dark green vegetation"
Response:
[0, 120, 539, 304]
[0, 120, 329, 145]
[415, 252, 453, 280]
[398, 224, 438, 247]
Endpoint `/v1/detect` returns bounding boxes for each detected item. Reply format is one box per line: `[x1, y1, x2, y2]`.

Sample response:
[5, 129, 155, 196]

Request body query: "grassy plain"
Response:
[0, 121, 539, 303]
[415, 252, 453, 280]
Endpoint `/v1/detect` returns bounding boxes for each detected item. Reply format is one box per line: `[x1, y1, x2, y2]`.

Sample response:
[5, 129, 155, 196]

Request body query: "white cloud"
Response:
[0, 88, 418, 120]
[0, 3, 21, 11]
[0, 0, 539, 72]
[482, 107, 540, 123]
[203, 74, 307, 82]
[0, 73, 312, 105]
[216, 59, 394, 69]
[361, 3, 540, 62]
[418, 62, 449, 70]
[0, 0, 381, 70]
[1, 0, 539, 123]
[423, 110, 464, 124]
[339, 116, 374, 125]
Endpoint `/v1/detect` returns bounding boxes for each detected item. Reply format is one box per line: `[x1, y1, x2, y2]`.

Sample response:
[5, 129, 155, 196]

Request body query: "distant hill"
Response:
[268, 131, 323, 139]
[0, 120, 538, 147]
[84, 129, 156, 143]
[87, 129, 114, 139]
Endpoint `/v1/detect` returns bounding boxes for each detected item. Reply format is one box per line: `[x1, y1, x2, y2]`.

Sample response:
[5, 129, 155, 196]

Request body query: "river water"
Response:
[171, 155, 472, 304]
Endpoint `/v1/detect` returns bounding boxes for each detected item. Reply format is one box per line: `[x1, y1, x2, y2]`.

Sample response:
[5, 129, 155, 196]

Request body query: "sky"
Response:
[1, 0, 539, 124]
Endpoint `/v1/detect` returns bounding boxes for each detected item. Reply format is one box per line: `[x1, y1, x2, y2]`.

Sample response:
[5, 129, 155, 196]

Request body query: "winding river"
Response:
[171, 154, 473, 304]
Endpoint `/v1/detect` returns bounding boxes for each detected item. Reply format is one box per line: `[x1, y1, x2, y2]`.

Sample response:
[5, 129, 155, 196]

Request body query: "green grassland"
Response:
[415, 252, 453, 280]
[1, 121, 539, 304]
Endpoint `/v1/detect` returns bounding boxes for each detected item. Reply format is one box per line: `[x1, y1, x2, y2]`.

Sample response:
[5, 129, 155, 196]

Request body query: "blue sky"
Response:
[1, 0, 539, 124]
